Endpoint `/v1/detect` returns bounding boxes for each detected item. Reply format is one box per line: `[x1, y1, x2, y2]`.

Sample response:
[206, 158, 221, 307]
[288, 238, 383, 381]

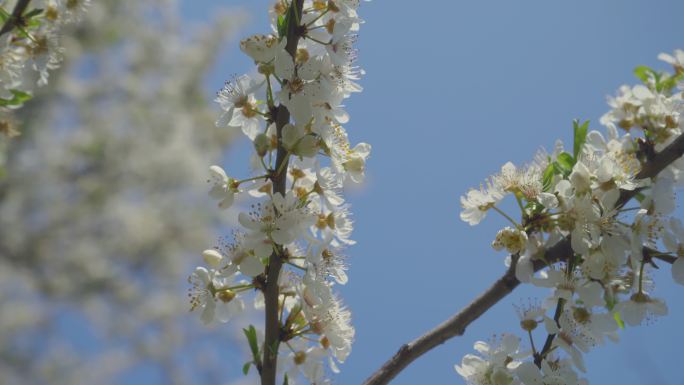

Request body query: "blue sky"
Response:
[181, 1, 684, 384]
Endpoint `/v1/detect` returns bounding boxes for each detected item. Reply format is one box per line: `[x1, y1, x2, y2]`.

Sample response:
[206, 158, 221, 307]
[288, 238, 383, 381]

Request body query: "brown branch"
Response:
[616, 133, 684, 207]
[644, 246, 677, 266]
[533, 291, 564, 366]
[362, 133, 684, 385]
[260, 2, 304, 385]
[0, 0, 31, 37]
[533, 250, 578, 367]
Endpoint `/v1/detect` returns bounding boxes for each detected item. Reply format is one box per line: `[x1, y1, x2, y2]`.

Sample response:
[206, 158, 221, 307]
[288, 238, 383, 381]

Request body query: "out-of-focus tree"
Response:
[0, 1, 251, 384]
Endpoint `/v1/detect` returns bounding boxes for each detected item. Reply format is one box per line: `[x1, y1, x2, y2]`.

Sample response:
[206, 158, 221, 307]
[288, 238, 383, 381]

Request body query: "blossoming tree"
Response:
[3, 0, 684, 385]
[0, 0, 89, 137]
[0, 1, 253, 383]
[188, 1, 684, 385]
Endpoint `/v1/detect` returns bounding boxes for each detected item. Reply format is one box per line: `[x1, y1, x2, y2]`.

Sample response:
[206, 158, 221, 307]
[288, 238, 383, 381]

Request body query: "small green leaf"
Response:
[572, 119, 590, 159]
[658, 72, 684, 93]
[0, 89, 33, 107]
[556, 152, 574, 176]
[283, 374, 289, 385]
[525, 200, 543, 215]
[26, 18, 42, 28]
[23, 8, 43, 19]
[614, 312, 625, 329]
[635, 192, 646, 203]
[655, 78, 664, 93]
[243, 325, 260, 363]
[242, 362, 251, 375]
[270, 339, 280, 356]
[542, 162, 555, 191]
[277, 1, 295, 40]
[634, 65, 655, 83]
[605, 295, 615, 310]
[277, 14, 287, 38]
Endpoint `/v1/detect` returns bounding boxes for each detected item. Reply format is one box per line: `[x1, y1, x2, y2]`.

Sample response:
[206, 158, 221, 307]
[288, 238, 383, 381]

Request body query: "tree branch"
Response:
[616, 133, 684, 207]
[0, 0, 31, 37]
[260, 2, 304, 385]
[362, 132, 684, 385]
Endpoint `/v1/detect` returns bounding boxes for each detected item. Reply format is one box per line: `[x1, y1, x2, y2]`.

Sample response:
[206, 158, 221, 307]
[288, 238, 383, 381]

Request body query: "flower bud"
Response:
[282, 124, 299, 150]
[294, 134, 320, 158]
[202, 249, 224, 268]
[254, 133, 271, 157]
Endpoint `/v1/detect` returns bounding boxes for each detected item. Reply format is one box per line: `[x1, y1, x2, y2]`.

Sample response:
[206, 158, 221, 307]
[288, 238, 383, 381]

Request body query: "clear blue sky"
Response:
[182, 1, 684, 384]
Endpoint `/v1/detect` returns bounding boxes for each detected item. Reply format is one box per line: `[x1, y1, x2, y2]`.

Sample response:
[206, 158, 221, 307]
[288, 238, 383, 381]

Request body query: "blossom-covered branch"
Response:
[0, 0, 31, 36]
[261, 2, 305, 384]
[365, 50, 684, 385]
[0, 1, 247, 382]
[188, 1, 370, 385]
[0, 0, 90, 139]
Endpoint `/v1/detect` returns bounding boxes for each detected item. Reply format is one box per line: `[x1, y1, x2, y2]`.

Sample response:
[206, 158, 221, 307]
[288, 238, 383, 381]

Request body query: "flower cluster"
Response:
[0, 0, 89, 138]
[457, 50, 684, 384]
[188, 1, 370, 384]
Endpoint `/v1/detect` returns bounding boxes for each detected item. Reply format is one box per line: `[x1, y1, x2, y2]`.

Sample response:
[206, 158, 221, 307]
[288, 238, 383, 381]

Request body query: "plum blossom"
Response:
[188, 266, 245, 325]
[215, 75, 263, 139]
[190, 1, 369, 382]
[455, 335, 525, 385]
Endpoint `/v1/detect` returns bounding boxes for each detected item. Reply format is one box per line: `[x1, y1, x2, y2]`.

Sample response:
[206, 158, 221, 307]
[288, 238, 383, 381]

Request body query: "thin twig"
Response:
[0, 0, 31, 37]
[260, 2, 304, 385]
[533, 297, 564, 366]
[534, 249, 576, 366]
[362, 133, 684, 385]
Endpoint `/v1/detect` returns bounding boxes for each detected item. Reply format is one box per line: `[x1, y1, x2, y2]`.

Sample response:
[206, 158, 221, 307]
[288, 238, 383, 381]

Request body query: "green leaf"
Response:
[653, 71, 667, 92]
[283, 374, 289, 385]
[658, 72, 684, 93]
[634, 65, 655, 83]
[635, 192, 646, 203]
[525, 200, 543, 215]
[614, 312, 625, 329]
[269, 339, 280, 356]
[23, 8, 43, 19]
[572, 119, 590, 159]
[277, 14, 287, 38]
[542, 162, 555, 192]
[243, 325, 260, 363]
[605, 295, 615, 310]
[26, 17, 42, 28]
[555, 152, 575, 176]
[242, 362, 251, 375]
[0, 89, 33, 107]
